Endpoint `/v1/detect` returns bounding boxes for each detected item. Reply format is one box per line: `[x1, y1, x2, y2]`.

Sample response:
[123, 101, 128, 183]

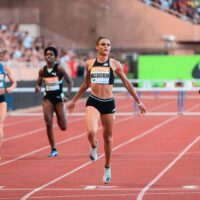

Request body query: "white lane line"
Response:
[1, 186, 200, 192]
[136, 135, 200, 200]
[0, 132, 86, 167]
[24, 191, 200, 199]
[0, 115, 135, 167]
[21, 103, 200, 199]
[21, 116, 178, 200]
[4, 117, 42, 127]
[84, 185, 97, 190]
[3, 117, 83, 142]
[4, 101, 171, 142]
[182, 185, 200, 190]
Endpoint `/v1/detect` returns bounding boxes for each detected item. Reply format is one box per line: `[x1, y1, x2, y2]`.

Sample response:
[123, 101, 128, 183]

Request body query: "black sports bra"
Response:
[90, 58, 114, 85]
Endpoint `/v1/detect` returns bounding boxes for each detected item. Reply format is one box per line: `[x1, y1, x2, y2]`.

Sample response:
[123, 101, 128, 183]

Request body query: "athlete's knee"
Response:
[45, 120, 53, 128]
[87, 129, 96, 137]
[103, 134, 113, 144]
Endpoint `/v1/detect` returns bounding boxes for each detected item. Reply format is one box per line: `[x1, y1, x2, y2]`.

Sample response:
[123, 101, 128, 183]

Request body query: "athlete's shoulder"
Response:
[85, 58, 95, 69]
[110, 58, 122, 68]
[39, 65, 46, 75]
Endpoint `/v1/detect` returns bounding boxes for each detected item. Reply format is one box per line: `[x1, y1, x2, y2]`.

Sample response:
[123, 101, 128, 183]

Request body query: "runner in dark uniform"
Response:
[35, 46, 73, 157]
[68, 37, 146, 183]
[86, 58, 115, 115]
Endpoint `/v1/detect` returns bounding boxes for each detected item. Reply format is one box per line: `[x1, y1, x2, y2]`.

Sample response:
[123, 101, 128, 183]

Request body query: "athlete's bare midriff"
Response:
[90, 83, 113, 99]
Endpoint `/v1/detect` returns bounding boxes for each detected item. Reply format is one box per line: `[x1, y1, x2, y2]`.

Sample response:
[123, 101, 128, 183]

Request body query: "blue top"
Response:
[0, 63, 6, 89]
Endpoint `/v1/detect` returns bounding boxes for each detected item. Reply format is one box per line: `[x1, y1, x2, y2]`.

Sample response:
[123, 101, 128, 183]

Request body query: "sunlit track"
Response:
[20, 116, 181, 199]
[20, 103, 200, 200]
[0, 99, 145, 166]
[136, 136, 200, 200]
[1, 94, 200, 200]
[4, 97, 88, 126]
[3, 101, 172, 141]
[4, 117, 43, 127]
[3, 117, 84, 142]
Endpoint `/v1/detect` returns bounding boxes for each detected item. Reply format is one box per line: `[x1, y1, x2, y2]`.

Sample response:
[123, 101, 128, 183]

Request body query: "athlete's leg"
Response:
[54, 102, 67, 131]
[0, 102, 7, 150]
[101, 113, 115, 168]
[86, 106, 100, 148]
[43, 99, 55, 149]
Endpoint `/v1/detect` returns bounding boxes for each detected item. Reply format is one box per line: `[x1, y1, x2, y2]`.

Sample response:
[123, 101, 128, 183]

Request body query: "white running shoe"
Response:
[103, 167, 111, 184]
[89, 144, 98, 161]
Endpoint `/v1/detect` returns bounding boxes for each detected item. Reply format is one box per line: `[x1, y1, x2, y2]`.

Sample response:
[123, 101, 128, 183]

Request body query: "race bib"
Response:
[90, 67, 110, 84]
[44, 77, 60, 91]
[0, 74, 5, 88]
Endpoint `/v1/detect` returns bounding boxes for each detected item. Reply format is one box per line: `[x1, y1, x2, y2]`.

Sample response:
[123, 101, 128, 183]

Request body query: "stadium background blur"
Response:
[0, 0, 200, 111]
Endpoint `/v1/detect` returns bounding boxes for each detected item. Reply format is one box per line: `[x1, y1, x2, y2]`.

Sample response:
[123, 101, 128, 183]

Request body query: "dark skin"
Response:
[35, 50, 73, 149]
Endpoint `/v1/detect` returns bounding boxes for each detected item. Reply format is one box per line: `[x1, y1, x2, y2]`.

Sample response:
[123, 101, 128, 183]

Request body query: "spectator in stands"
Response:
[122, 60, 129, 74]
[35, 46, 73, 157]
[22, 31, 33, 49]
[59, 48, 70, 75]
[68, 55, 77, 79]
[76, 56, 86, 77]
[0, 49, 17, 160]
[68, 36, 146, 184]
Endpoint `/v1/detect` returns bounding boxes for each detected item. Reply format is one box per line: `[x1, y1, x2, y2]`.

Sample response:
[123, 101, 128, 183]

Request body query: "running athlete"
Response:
[35, 47, 73, 157]
[0, 49, 17, 160]
[68, 37, 146, 184]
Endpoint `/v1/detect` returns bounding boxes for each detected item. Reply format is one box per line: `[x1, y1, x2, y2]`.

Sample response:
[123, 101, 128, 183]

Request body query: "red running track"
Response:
[0, 94, 200, 200]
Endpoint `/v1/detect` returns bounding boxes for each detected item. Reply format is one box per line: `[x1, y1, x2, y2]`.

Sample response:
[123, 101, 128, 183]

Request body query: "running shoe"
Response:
[103, 166, 111, 184]
[89, 143, 98, 161]
[48, 149, 58, 157]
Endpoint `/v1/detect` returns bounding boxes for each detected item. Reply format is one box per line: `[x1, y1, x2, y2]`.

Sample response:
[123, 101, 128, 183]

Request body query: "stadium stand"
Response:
[141, 0, 200, 23]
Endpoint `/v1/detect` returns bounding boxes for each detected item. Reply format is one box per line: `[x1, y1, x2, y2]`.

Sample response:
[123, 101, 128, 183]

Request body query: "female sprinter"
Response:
[68, 37, 146, 183]
[0, 49, 17, 160]
[35, 47, 73, 157]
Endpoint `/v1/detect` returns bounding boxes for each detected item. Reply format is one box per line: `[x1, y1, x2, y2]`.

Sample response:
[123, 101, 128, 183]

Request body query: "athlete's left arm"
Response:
[58, 65, 73, 98]
[113, 59, 146, 114]
[4, 65, 17, 93]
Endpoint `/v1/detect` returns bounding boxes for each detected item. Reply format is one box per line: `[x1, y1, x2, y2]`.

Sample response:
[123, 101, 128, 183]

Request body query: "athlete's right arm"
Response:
[35, 68, 43, 93]
[68, 60, 92, 113]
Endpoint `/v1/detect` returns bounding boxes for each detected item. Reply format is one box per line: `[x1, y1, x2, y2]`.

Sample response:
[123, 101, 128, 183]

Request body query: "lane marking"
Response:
[84, 186, 97, 190]
[4, 117, 83, 142]
[84, 185, 117, 190]
[137, 136, 200, 200]
[21, 116, 178, 200]
[20, 103, 200, 199]
[1, 186, 200, 191]
[0, 115, 134, 167]
[182, 185, 200, 190]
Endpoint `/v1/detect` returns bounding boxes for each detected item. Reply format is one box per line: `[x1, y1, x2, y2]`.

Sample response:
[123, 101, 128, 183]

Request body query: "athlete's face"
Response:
[96, 39, 111, 56]
[45, 50, 56, 64]
[0, 50, 6, 61]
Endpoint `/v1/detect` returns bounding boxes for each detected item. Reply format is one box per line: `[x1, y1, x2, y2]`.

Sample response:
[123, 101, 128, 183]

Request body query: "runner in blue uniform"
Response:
[0, 49, 17, 160]
[68, 37, 146, 183]
[35, 47, 73, 157]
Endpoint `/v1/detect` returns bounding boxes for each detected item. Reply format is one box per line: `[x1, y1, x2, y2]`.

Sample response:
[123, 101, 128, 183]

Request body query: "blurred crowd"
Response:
[143, 0, 200, 23]
[0, 23, 89, 80]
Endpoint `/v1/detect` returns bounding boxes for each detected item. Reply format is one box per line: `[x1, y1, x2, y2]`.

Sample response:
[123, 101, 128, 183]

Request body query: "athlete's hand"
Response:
[67, 101, 75, 113]
[6, 87, 13, 93]
[35, 85, 41, 93]
[138, 102, 146, 114]
[62, 96, 68, 103]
